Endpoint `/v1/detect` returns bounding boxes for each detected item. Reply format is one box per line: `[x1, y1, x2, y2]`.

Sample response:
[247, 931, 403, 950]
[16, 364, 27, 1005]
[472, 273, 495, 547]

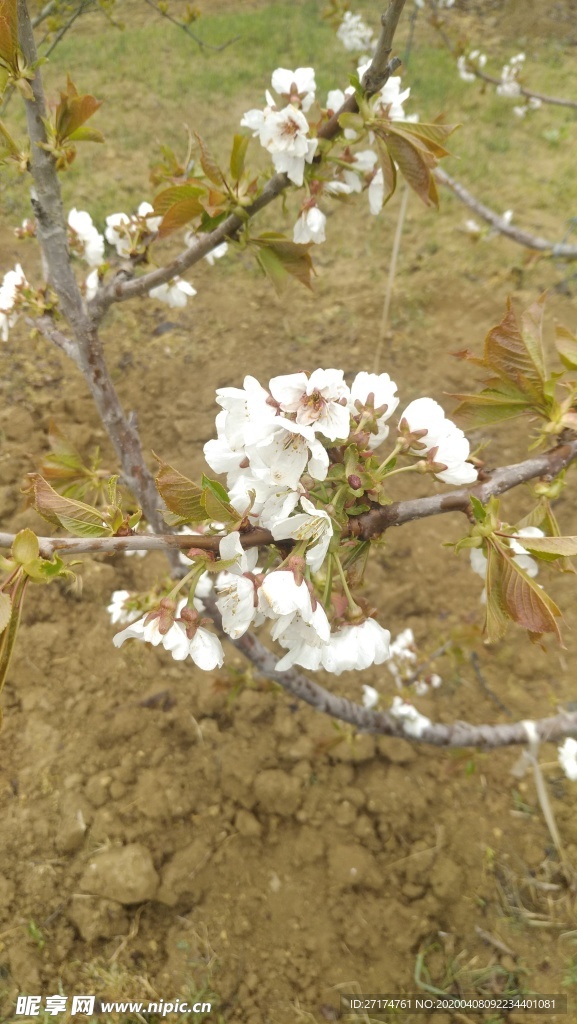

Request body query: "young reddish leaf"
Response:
[155, 457, 205, 523]
[153, 183, 207, 214]
[485, 300, 545, 393]
[0, 592, 11, 638]
[486, 538, 562, 643]
[195, 132, 226, 187]
[484, 543, 509, 643]
[25, 474, 112, 537]
[375, 136, 396, 205]
[520, 294, 547, 382]
[54, 78, 102, 143]
[153, 183, 207, 237]
[0, 0, 18, 71]
[388, 120, 458, 158]
[380, 131, 438, 207]
[158, 199, 206, 237]
[555, 324, 577, 370]
[253, 234, 314, 292]
[230, 133, 249, 182]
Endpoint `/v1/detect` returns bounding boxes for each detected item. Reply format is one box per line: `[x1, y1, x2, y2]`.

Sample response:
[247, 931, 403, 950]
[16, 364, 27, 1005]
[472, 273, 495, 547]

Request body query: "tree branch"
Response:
[435, 168, 577, 260]
[2, 439, 576, 558]
[141, 0, 239, 53]
[89, 1, 408, 318]
[16, 0, 179, 550]
[204, 595, 577, 750]
[462, 64, 577, 112]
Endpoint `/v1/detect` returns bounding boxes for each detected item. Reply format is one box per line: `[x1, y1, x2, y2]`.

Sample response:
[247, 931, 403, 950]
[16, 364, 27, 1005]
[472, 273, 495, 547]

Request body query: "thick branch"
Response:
[90, 1, 408, 317]
[2, 439, 576, 558]
[16, 0, 177, 544]
[204, 596, 577, 749]
[435, 168, 577, 260]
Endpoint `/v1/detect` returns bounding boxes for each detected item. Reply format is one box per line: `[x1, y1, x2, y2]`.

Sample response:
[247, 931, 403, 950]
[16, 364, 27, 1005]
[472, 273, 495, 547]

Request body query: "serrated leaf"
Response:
[0, 0, 18, 69]
[201, 476, 240, 525]
[26, 474, 112, 537]
[486, 539, 562, 642]
[379, 130, 438, 207]
[230, 133, 249, 181]
[485, 300, 546, 394]
[452, 389, 532, 427]
[155, 457, 205, 523]
[520, 294, 547, 382]
[555, 324, 577, 370]
[386, 119, 459, 158]
[508, 535, 577, 558]
[253, 234, 314, 292]
[195, 131, 226, 186]
[0, 592, 11, 638]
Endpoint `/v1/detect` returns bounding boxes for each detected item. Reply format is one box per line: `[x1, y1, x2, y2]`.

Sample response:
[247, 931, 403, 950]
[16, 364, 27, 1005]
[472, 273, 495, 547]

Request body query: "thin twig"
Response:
[142, 0, 239, 53]
[435, 168, 577, 260]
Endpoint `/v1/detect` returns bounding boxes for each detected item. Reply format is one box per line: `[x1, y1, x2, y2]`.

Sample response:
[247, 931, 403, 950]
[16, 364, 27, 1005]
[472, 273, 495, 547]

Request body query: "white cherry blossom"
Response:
[320, 618, 391, 674]
[269, 368, 350, 441]
[215, 532, 260, 639]
[400, 397, 477, 485]
[137, 201, 162, 234]
[368, 168, 384, 215]
[341, 149, 378, 193]
[163, 621, 225, 670]
[241, 103, 318, 186]
[271, 497, 333, 572]
[107, 590, 133, 625]
[105, 212, 132, 257]
[293, 206, 326, 245]
[558, 737, 577, 781]
[273, 603, 331, 671]
[389, 696, 431, 738]
[68, 208, 105, 267]
[258, 570, 315, 623]
[362, 684, 379, 709]
[84, 268, 100, 301]
[148, 277, 197, 308]
[349, 370, 399, 448]
[0, 263, 28, 341]
[246, 418, 329, 489]
[271, 67, 316, 112]
[214, 375, 278, 450]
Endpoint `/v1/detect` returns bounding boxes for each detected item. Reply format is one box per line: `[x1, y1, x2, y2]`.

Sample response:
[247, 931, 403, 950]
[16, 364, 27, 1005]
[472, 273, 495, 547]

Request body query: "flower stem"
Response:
[333, 552, 361, 616]
[376, 440, 404, 476]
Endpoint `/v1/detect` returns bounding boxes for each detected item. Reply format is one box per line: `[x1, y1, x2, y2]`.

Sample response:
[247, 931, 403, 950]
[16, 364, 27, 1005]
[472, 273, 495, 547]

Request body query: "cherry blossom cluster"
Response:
[457, 50, 541, 118]
[240, 63, 414, 244]
[336, 11, 376, 54]
[112, 368, 477, 683]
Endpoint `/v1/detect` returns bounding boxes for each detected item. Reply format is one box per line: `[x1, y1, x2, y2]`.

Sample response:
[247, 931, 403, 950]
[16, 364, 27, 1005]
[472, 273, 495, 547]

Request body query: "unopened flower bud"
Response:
[348, 474, 362, 490]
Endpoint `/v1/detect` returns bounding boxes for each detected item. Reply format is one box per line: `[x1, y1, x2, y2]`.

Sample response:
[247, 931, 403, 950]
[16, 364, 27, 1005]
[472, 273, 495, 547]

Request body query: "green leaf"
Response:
[155, 457, 205, 523]
[201, 475, 241, 525]
[469, 495, 486, 523]
[252, 234, 314, 292]
[520, 294, 547, 382]
[555, 324, 577, 370]
[153, 183, 208, 237]
[0, 592, 11, 638]
[26, 474, 112, 537]
[452, 388, 532, 427]
[67, 126, 105, 144]
[508, 535, 577, 558]
[12, 528, 39, 565]
[195, 131, 226, 186]
[375, 136, 397, 206]
[387, 119, 459, 158]
[229, 133, 249, 181]
[338, 112, 364, 133]
[54, 77, 102, 143]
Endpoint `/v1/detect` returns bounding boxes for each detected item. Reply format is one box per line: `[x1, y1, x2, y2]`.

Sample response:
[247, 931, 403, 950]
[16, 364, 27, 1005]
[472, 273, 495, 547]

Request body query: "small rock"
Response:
[254, 769, 302, 816]
[67, 895, 129, 941]
[327, 842, 381, 890]
[155, 839, 211, 907]
[235, 809, 262, 838]
[80, 843, 159, 904]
